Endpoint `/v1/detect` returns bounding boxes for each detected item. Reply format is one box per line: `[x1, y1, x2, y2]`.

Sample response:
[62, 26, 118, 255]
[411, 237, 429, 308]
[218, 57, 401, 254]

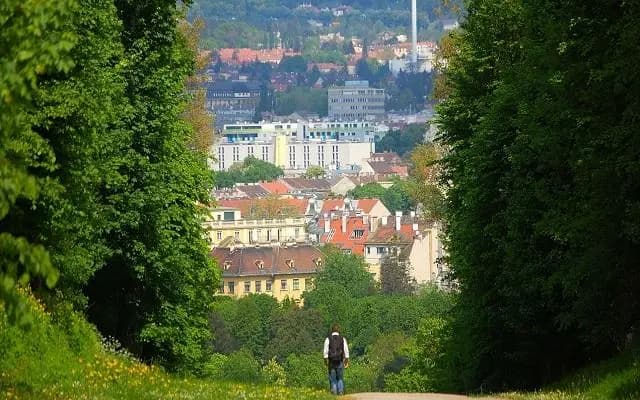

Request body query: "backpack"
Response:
[328, 334, 344, 363]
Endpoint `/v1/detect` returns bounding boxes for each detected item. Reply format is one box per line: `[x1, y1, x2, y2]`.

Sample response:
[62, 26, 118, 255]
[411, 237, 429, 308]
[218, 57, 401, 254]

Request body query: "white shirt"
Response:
[323, 332, 350, 359]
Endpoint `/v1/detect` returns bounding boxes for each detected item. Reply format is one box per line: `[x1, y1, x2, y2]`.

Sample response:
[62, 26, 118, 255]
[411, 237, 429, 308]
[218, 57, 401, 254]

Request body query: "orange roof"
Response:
[217, 48, 301, 65]
[319, 216, 370, 255]
[391, 165, 409, 177]
[366, 223, 415, 244]
[320, 199, 345, 215]
[354, 199, 379, 214]
[259, 180, 290, 194]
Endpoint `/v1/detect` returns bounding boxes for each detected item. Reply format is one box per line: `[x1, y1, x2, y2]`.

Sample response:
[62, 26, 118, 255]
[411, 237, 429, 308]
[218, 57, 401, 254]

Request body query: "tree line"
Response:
[1, 0, 218, 373]
[205, 249, 454, 392]
[436, 0, 640, 392]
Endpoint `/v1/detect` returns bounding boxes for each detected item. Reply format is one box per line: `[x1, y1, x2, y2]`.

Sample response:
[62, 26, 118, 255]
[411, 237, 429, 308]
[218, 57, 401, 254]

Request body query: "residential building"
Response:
[205, 198, 309, 247]
[364, 211, 446, 285]
[328, 81, 386, 120]
[212, 244, 323, 303]
[315, 198, 392, 257]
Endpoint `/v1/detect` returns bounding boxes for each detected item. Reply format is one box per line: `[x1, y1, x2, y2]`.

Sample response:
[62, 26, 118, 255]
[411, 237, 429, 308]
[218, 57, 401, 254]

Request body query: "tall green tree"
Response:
[0, 0, 76, 324]
[438, 0, 640, 391]
[85, 1, 219, 372]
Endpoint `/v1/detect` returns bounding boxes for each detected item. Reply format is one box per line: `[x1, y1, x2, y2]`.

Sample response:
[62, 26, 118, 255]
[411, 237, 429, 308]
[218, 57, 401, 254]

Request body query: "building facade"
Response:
[212, 244, 323, 303]
[205, 80, 262, 129]
[328, 80, 385, 120]
[214, 120, 377, 172]
[205, 199, 309, 247]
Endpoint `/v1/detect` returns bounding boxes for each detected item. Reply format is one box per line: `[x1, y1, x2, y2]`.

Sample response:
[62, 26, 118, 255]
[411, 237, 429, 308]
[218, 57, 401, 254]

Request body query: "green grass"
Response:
[502, 346, 640, 400]
[0, 290, 334, 400]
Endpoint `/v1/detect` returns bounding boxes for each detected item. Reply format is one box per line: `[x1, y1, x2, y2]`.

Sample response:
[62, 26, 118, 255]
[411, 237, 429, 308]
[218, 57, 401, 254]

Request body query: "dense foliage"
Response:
[190, 0, 461, 49]
[207, 250, 455, 392]
[0, 289, 333, 399]
[275, 87, 328, 117]
[376, 124, 426, 156]
[437, 0, 640, 392]
[348, 181, 415, 213]
[1, 0, 219, 373]
[215, 156, 284, 188]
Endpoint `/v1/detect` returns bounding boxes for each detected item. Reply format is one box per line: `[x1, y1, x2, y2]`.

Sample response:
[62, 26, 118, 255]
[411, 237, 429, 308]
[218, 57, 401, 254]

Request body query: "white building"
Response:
[328, 81, 386, 120]
[213, 120, 377, 173]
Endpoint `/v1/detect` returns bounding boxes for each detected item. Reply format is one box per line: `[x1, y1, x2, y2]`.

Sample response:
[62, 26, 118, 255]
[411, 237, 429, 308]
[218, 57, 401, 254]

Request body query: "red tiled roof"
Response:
[355, 199, 379, 214]
[260, 181, 290, 195]
[320, 199, 345, 215]
[366, 224, 414, 244]
[319, 216, 370, 255]
[212, 245, 323, 277]
[391, 165, 409, 177]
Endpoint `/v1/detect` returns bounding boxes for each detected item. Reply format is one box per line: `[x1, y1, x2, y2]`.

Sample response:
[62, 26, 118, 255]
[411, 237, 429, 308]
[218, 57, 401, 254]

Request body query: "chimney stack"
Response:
[324, 213, 330, 233]
[342, 213, 347, 233]
[395, 211, 402, 231]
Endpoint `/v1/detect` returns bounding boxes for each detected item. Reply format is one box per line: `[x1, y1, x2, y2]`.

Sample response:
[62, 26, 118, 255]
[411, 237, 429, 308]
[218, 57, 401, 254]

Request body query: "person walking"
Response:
[323, 323, 350, 395]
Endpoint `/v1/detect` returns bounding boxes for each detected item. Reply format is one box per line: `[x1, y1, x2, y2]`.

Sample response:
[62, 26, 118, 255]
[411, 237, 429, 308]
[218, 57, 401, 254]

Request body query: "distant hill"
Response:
[190, 0, 461, 50]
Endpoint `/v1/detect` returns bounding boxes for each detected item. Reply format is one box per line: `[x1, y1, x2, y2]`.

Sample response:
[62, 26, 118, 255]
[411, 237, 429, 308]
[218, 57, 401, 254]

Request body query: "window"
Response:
[223, 211, 235, 221]
[234, 231, 240, 239]
[352, 229, 364, 239]
[249, 230, 254, 243]
[266, 280, 272, 292]
[255, 280, 262, 292]
[366, 246, 371, 254]
[232, 146, 240, 162]
[227, 281, 235, 294]
[248, 146, 254, 156]
[280, 279, 287, 290]
[289, 146, 296, 168]
[293, 279, 300, 291]
[266, 230, 271, 241]
[244, 281, 251, 293]
[216, 231, 222, 240]
[305, 278, 312, 290]
[377, 246, 386, 254]
[262, 146, 269, 161]
[294, 228, 300, 238]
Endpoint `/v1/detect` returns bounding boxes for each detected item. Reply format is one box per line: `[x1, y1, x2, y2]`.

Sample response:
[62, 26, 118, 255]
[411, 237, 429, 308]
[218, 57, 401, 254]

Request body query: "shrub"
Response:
[262, 357, 287, 386]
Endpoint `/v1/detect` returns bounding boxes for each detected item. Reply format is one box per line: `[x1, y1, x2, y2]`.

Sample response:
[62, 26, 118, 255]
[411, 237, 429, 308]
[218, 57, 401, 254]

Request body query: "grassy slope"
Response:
[0, 291, 332, 400]
[502, 346, 640, 400]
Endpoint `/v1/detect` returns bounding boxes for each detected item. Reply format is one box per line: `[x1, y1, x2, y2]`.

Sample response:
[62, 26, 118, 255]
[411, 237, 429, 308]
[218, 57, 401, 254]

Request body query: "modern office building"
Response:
[213, 120, 377, 173]
[328, 80, 385, 120]
[205, 80, 262, 129]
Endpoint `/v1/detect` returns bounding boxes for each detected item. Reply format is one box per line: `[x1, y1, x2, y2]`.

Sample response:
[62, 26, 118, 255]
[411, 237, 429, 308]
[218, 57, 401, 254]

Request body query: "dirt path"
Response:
[347, 393, 505, 400]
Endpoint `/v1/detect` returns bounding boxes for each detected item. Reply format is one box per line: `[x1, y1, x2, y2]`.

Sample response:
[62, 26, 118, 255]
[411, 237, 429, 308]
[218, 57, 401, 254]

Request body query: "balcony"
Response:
[206, 217, 306, 229]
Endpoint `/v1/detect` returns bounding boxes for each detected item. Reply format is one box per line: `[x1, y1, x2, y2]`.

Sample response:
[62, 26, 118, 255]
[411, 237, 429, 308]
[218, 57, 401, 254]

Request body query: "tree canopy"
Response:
[1, 0, 219, 373]
[437, 0, 640, 391]
[215, 156, 284, 188]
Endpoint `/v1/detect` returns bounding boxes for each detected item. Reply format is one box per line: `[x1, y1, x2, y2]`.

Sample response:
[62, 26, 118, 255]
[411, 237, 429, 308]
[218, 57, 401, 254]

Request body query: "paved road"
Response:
[347, 393, 504, 400]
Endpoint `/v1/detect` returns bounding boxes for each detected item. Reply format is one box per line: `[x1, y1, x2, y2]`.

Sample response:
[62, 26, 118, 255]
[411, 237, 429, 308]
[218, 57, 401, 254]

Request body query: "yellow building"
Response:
[212, 244, 323, 303]
[205, 198, 309, 247]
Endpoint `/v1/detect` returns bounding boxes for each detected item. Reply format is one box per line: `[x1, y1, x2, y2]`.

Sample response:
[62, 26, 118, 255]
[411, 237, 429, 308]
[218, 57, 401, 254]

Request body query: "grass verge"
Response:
[0, 290, 333, 400]
[502, 346, 640, 400]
